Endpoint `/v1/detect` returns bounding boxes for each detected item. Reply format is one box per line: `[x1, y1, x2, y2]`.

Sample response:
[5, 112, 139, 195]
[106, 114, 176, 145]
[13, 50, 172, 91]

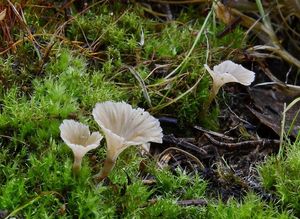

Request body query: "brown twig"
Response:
[142, 198, 207, 208]
[176, 199, 207, 207]
[204, 133, 280, 151]
[163, 134, 208, 157]
[0, 134, 30, 147]
[194, 125, 236, 141]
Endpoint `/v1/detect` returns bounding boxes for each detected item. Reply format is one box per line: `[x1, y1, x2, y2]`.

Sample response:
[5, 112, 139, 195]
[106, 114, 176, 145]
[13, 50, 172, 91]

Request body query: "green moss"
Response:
[258, 156, 278, 190]
[0, 178, 28, 209]
[0, 49, 125, 148]
[259, 140, 300, 216]
[212, 24, 247, 49]
[46, 49, 125, 109]
[149, 167, 207, 200]
[142, 199, 182, 218]
[144, 23, 192, 58]
[67, 7, 144, 54]
[0, 56, 15, 91]
[118, 181, 153, 217]
[207, 193, 291, 219]
[142, 198, 207, 219]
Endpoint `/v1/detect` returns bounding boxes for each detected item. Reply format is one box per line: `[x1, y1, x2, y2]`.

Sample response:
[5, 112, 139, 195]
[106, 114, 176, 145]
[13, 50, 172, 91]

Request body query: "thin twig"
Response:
[177, 199, 207, 206]
[193, 125, 235, 141]
[204, 133, 280, 151]
[163, 134, 208, 156]
[0, 134, 30, 147]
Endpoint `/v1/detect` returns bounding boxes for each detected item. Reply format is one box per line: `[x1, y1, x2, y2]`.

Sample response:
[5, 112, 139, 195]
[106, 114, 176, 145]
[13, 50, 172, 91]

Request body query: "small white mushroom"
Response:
[92, 101, 163, 182]
[203, 60, 255, 111]
[204, 60, 255, 96]
[59, 120, 103, 176]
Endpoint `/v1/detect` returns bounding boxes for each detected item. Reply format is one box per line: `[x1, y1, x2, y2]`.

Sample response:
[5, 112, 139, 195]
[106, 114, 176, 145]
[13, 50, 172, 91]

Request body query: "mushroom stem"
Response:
[203, 84, 220, 114]
[72, 155, 82, 177]
[94, 158, 116, 183]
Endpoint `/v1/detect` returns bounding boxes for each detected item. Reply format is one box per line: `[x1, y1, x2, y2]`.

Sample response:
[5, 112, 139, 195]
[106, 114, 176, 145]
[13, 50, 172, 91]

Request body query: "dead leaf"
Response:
[214, 2, 235, 24]
[248, 83, 300, 137]
[0, 9, 6, 21]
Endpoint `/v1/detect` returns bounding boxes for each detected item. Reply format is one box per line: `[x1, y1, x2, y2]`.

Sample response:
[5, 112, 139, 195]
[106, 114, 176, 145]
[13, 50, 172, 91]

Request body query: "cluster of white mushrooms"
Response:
[59, 101, 163, 182]
[59, 61, 255, 182]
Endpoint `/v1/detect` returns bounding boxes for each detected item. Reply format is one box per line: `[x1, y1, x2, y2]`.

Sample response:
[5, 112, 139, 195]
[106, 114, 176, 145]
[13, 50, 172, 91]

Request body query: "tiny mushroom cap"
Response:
[92, 101, 163, 161]
[204, 60, 255, 94]
[59, 120, 103, 159]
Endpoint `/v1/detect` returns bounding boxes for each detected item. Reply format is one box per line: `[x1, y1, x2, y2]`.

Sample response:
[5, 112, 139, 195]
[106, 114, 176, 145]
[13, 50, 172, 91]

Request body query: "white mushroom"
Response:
[92, 101, 163, 181]
[203, 60, 255, 112]
[204, 60, 255, 96]
[59, 119, 103, 175]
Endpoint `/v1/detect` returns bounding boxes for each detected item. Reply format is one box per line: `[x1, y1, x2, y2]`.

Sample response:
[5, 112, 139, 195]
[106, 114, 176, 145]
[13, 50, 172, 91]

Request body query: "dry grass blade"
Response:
[158, 147, 205, 170]
[5, 0, 41, 59]
[194, 125, 235, 141]
[124, 65, 152, 108]
[285, 97, 300, 113]
[214, 1, 300, 69]
[150, 73, 203, 112]
[165, 9, 212, 79]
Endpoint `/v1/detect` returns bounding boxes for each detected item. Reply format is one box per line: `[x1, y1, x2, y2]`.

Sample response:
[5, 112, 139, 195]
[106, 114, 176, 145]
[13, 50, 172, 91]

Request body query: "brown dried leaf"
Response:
[249, 83, 300, 137]
[214, 2, 235, 24]
[0, 9, 6, 21]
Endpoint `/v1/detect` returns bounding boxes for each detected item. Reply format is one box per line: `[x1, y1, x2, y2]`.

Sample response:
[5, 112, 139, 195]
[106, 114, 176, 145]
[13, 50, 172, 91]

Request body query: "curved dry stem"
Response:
[159, 147, 205, 170]
[124, 65, 152, 107]
[230, 5, 300, 68]
[250, 45, 300, 69]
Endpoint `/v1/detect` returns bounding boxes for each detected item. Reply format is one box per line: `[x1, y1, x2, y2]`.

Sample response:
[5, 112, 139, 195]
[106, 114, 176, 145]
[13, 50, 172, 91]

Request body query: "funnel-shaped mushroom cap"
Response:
[204, 60, 255, 93]
[60, 120, 103, 158]
[92, 101, 163, 161]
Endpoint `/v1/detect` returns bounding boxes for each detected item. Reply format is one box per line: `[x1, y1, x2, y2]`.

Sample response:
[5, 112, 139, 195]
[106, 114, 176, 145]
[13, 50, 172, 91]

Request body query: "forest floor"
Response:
[0, 1, 299, 218]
